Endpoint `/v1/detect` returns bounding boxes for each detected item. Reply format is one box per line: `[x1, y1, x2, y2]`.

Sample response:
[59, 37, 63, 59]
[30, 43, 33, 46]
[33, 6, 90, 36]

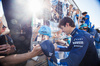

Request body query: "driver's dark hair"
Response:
[58, 17, 75, 28]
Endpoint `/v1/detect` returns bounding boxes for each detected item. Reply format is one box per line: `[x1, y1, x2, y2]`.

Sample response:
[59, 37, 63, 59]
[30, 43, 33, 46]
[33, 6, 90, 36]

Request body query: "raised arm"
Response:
[0, 45, 42, 66]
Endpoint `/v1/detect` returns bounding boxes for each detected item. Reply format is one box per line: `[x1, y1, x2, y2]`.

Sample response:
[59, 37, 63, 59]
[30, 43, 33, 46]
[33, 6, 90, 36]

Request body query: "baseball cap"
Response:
[38, 25, 51, 37]
[80, 23, 87, 28]
[40, 40, 57, 63]
[40, 40, 55, 57]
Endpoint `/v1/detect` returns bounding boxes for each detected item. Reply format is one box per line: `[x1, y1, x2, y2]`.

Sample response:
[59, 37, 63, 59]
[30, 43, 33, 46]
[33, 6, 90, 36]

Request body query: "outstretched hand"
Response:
[0, 44, 11, 54]
[31, 44, 43, 57]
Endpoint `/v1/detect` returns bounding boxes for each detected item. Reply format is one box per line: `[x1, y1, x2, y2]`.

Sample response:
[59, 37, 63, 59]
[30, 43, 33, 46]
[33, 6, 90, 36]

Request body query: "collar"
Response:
[70, 28, 78, 36]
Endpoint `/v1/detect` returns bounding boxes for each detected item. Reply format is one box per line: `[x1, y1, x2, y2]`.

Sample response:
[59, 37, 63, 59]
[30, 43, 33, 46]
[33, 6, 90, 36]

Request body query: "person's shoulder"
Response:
[86, 15, 89, 18]
[75, 29, 91, 39]
[86, 14, 89, 16]
[72, 30, 89, 44]
[77, 29, 89, 35]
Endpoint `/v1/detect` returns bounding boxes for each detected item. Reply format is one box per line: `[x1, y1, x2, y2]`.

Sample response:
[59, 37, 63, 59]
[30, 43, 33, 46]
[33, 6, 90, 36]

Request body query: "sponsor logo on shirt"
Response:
[74, 45, 83, 47]
[73, 41, 84, 44]
[74, 38, 83, 41]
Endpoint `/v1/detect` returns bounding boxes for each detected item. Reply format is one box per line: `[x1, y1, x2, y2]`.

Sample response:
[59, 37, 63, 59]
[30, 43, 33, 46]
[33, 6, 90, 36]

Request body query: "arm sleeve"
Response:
[59, 44, 72, 52]
[59, 36, 89, 66]
[59, 38, 73, 52]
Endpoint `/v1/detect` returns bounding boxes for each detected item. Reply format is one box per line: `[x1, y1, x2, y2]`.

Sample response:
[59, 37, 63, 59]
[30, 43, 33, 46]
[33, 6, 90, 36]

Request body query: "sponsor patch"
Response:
[73, 41, 84, 44]
[74, 45, 83, 47]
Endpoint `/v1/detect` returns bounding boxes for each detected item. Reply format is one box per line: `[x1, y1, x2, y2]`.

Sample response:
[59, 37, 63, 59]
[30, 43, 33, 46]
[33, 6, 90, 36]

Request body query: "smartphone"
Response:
[0, 35, 9, 56]
[0, 35, 6, 45]
[0, 35, 7, 51]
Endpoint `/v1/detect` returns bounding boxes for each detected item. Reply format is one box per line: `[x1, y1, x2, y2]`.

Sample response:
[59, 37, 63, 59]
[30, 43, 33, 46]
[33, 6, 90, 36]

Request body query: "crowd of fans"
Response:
[0, 0, 100, 66]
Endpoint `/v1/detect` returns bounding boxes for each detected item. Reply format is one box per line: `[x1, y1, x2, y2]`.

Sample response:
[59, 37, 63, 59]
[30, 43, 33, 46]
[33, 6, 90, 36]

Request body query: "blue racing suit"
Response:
[50, 28, 99, 66]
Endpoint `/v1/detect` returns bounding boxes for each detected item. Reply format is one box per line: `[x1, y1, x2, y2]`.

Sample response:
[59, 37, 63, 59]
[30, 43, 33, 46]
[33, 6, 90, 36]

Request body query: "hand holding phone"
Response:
[0, 44, 11, 54]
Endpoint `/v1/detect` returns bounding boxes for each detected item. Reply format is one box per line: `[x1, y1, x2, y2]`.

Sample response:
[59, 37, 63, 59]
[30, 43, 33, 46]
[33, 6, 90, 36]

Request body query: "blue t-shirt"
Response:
[85, 15, 90, 26]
